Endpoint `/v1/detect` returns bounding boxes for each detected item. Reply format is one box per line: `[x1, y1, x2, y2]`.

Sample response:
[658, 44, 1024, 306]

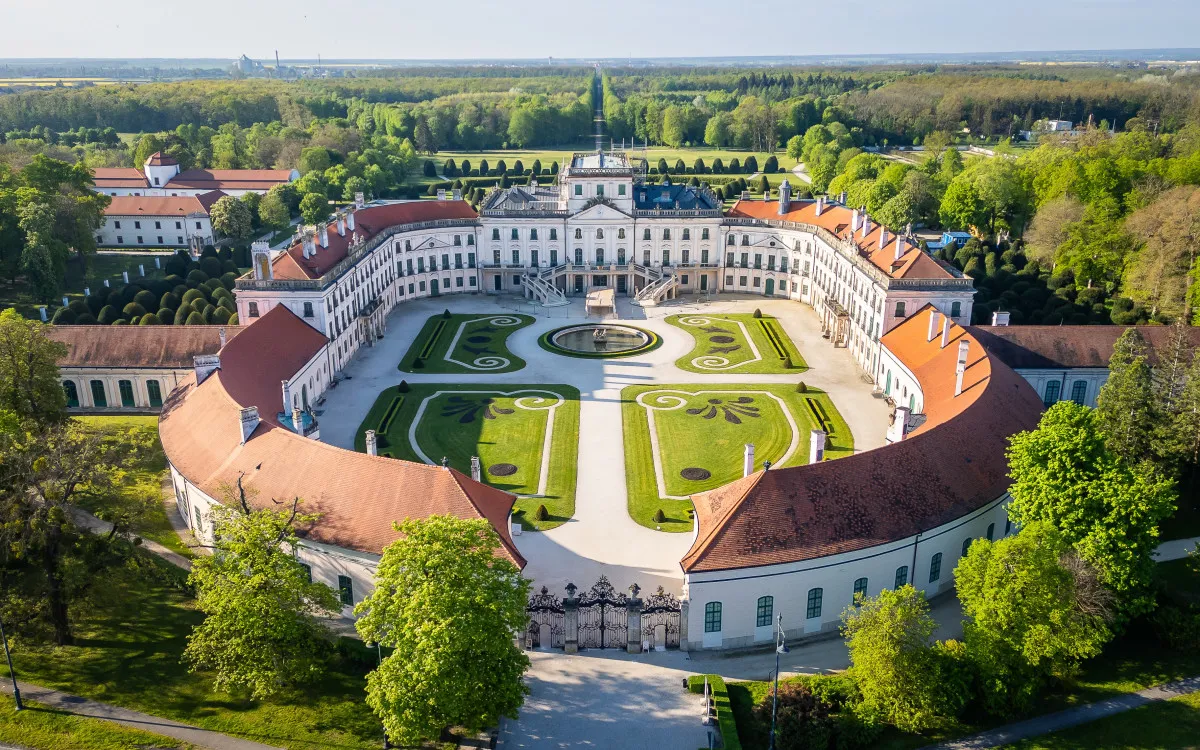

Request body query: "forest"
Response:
[0, 63, 1198, 324]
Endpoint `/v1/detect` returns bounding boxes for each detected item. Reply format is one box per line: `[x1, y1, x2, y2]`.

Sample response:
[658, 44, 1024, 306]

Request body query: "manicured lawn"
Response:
[0, 699, 192, 749]
[2, 555, 383, 750]
[667, 313, 807, 374]
[398, 313, 534, 374]
[73, 415, 192, 559]
[1001, 692, 1200, 750]
[621, 384, 852, 532]
[356, 383, 579, 530]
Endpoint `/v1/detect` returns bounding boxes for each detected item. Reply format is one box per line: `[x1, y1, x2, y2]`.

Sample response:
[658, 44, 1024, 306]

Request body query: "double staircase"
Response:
[521, 270, 569, 307]
[633, 264, 678, 306]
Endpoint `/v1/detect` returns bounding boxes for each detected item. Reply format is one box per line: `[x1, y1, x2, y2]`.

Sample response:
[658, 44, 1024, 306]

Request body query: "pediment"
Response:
[571, 203, 630, 221]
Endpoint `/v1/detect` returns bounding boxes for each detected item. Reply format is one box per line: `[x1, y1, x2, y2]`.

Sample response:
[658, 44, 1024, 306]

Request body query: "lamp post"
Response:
[0, 614, 22, 711]
[768, 613, 787, 750]
[365, 641, 389, 749]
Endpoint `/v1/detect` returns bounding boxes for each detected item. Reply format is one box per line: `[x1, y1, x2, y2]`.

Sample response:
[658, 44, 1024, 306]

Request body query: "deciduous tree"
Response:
[209, 195, 253, 241]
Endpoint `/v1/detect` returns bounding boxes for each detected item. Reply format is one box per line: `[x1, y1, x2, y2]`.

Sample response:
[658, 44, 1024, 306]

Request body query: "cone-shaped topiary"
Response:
[796, 381, 807, 393]
[398, 380, 410, 393]
[412, 358, 424, 369]
[653, 509, 666, 523]
[752, 308, 762, 318]
[534, 504, 549, 521]
[442, 309, 452, 319]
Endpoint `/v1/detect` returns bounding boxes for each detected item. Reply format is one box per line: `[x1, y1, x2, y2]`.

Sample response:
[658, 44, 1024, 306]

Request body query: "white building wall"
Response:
[97, 214, 213, 249]
[61, 367, 189, 412]
[1015, 367, 1107, 408]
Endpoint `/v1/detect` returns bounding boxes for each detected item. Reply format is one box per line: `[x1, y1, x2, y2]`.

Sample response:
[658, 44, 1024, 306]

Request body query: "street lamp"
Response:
[0, 614, 22, 711]
[365, 641, 389, 749]
[768, 613, 788, 750]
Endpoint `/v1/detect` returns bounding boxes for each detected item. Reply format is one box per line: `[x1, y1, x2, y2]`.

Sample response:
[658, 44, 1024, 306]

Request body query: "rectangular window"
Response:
[134, 221, 141, 229]
[454, 253, 463, 269]
[453, 235, 461, 246]
[643, 228, 651, 240]
[739, 276, 747, 286]
[442, 254, 449, 270]
[195, 221, 201, 230]
[756, 596, 773, 628]
[154, 221, 161, 229]
[596, 184, 604, 196]
[682, 229, 690, 241]
[492, 228, 500, 240]
[175, 221, 182, 229]
[895, 566, 909, 588]
[805, 588, 823, 619]
[511, 228, 519, 240]
[90, 380, 107, 407]
[467, 253, 475, 268]
[704, 602, 722, 633]
[618, 184, 626, 196]
[118, 379, 135, 408]
[725, 275, 734, 286]
[1071, 380, 1087, 405]
[702, 228, 709, 240]
[147, 380, 162, 408]
[929, 552, 942, 583]
[456, 277, 463, 287]
[662, 250, 670, 265]
[137, 236, 143, 244]
[574, 184, 583, 196]
[530, 228, 538, 241]
[114, 221, 121, 229]
[1043, 380, 1061, 407]
[752, 277, 761, 288]
[512, 249, 520, 265]
[663, 229, 671, 240]
[177, 236, 183, 244]
[338, 575, 353, 606]
[550, 229, 557, 241]
[419, 281, 426, 292]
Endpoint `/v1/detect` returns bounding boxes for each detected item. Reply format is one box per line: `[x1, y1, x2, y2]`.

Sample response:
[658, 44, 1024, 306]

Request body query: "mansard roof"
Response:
[633, 182, 720, 211]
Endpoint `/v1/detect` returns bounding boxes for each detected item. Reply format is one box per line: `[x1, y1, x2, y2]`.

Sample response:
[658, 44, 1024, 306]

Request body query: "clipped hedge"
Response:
[417, 319, 448, 361]
[686, 675, 741, 750]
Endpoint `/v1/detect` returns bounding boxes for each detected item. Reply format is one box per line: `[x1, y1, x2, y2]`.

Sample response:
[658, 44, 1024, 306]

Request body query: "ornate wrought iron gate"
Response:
[640, 586, 681, 649]
[578, 576, 628, 649]
[525, 586, 565, 649]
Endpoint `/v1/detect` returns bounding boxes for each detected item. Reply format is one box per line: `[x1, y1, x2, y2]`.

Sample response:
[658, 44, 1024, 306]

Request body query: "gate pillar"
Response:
[626, 590, 643, 654]
[679, 599, 690, 652]
[563, 586, 580, 654]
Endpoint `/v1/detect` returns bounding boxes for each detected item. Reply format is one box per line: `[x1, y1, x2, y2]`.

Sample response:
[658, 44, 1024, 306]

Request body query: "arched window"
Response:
[62, 381, 79, 408]
[951, 301, 962, 318]
[1043, 380, 1061, 407]
[1071, 380, 1087, 404]
[894, 566, 908, 588]
[986, 522, 995, 541]
[806, 588, 823, 619]
[596, 229, 604, 239]
[756, 596, 773, 627]
[118, 379, 135, 408]
[147, 380, 162, 408]
[618, 228, 625, 239]
[574, 228, 582, 239]
[929, 552, 943, 583]
[853, 577, 868, 600]
[961, 538, 973, 558]
[704, 602, 722, 633]
[90, 380, 107, 408]
[895, 301, 906, 318]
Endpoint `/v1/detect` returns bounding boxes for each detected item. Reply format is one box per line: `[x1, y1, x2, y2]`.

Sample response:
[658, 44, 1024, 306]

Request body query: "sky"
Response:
[1, 0, 1198, 61]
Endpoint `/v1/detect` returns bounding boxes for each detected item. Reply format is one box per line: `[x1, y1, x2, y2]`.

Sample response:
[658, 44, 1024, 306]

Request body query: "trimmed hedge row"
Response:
[686, 674, 742, 750]
[377, 396, 405, 437]
[805, 397, 833, 437]
[417, 319, 448, 361]
[759, 319, 789, 362]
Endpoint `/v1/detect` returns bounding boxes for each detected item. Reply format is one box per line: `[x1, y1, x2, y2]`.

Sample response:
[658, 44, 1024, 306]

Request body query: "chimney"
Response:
[809, 430, 826, 464]
[281, 379, 292, 411]
[218, 327, 227, 349]
[941, 316, 952, 348]
[927, 309, 940, 341]
[336, 212, 346, 236]
[954, 340, 970, 396]
[470, 456, 481, 482]
[777, 179, 791, 215]
[887, 406, 911, 443]
[893, 235, 903, 261]
[743, 444, 755, 477]
[860, 212, 871, 238]
[301, 230, 315, 259]
[238, 406, 260, 444]
[814, 195, 824, 216]
[452, 188, 462, 201]
[851, 208, 860, 230]
[194, 354, 220, 384]
[879, 227, 888, 249]
[366, 430, 378, 456]
[354, 192, 365, 209]
[291, 406, 304, 435]
[992, 311, 1011, 326]
[319, 224, 329, 248]
[346, 208, 356, 231]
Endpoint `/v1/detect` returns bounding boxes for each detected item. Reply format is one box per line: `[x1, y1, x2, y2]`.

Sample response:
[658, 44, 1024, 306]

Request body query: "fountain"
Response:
[542, 324, 657, 358]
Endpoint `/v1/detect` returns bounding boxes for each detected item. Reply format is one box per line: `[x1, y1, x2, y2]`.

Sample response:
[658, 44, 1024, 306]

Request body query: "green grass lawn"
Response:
[1001, 692, 1200, 750]
[73, 415, 192, 559]
[666, 313, 807, 374]
[621, 384, 852, 532]
[355, 383, 579, 530]
[2, 555, 384, 750]
[0, 699, 193, 749]
[398, 313, 534, 374]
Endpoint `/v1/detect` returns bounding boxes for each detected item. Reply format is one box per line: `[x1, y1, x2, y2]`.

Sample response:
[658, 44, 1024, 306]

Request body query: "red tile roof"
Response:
[681, 305, 1043, 573]
[166, 169, 295, 191]
[92, 168, 149, 189]
[970, 324, 1200, 369]
[272, 200, 479, 281]
[157, 305, 524, 567]
[728, 199, 957, 280]
[50, 325, 240, 369]
[103, 191, 226, 217]
[144, 151, 178, 166]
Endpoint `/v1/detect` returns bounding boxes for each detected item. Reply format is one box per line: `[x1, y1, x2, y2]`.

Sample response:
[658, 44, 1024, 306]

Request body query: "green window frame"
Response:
[894, 566, 908, 588]
[929, 552, 942, 583]
[574, 184, 582, 196]
[338, 575, 353, 606]
[90, 379, 107, 408]
[962, 538, 972, 558]
[147, 380, 162, 408]
[1043, 380, 1061, 407]
[63, 381, 79, 408]
[704, 601, 722, 633]
[805, 588, 823, 619]
[853, 577, 868, 600]
[1071, 380, 1087, 404]
[986, 523, 995, 541]
[756, 596, 773, 628]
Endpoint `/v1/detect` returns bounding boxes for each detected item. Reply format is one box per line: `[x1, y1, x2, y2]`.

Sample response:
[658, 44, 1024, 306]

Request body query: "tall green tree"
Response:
[258, 191, 290, 233]
[209, 195, 253, 242]
[1096, 328, 1156, 463]
[299, 194, 330, 226]
[354, 516, 530, 746]
[0, 309, 68, 426]
[184, 483, 340, 699]
[1006, 402, 1176, 616]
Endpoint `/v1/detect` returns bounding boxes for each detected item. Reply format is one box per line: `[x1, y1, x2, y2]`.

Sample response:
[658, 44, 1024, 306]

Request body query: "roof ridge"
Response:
[681, 471, 766, 570]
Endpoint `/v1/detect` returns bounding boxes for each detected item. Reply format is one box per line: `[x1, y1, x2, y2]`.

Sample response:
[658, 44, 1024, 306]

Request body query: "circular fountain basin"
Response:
[540, 324, 659, 358]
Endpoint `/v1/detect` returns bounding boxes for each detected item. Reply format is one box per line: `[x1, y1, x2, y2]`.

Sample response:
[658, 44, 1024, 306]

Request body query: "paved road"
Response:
[0, 681, 281, 750]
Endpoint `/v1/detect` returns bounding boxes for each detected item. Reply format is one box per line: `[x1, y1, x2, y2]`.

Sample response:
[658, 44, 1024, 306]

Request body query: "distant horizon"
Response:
[3, 0, 1198, 61]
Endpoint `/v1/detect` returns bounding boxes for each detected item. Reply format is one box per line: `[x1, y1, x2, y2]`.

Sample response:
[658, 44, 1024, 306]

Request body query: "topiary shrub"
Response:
[212, 308, 232, 325]
[442, 309, 452, 319]
[51, 307, 76, 325]
[534, 504, 549, 521]
[412, 358, 424, 369]
[133, 289, 158, 312]
[158, 308, 177, 325]
[185, 269, 210, 286]
[796, 381, 808, 393]
[185, 311, 205, 325]
[160, 292, 180, 311]
[654, 509, 666, 523]
[753, 308, 762, 318]
[67, 299, 89, 316]
[229, 314, 239, 326]
[181, 288, 206, 307]
[97, 305, 121, 325]
[112, 319, 128, 326]
[139, 313, 161, 325]
[122, 302, 147, 319]
[397, 380, 410, 393]
[783, 355, 793, 369]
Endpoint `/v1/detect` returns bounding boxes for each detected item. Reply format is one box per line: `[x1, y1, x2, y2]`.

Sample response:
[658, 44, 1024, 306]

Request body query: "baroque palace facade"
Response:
[148, 152, 1050, 647]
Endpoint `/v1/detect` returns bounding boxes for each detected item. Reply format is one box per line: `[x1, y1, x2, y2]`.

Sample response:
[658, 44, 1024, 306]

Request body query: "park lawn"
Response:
[398, 313, 534, 374]
[1, 554, 384, 750]
[621, 384, 852, 532]
[667, 313, 807, 374]
[72, 415, 192, 559]
[355, 383, 579, 531]
[1001, 692, 1200, 750]
[0, 699, 193, 750]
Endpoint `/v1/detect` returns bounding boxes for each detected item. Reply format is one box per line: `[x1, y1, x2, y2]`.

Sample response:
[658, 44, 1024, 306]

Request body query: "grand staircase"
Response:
[521, 272, 569, 307]
[633, 264, 678, 306]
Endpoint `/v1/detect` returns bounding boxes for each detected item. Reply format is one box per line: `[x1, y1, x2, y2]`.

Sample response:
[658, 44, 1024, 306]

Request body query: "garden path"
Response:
[317, 293, 889, 595]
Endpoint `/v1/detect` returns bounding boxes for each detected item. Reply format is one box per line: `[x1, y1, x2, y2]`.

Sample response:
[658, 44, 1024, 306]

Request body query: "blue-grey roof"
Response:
[633, 183, 720, 211]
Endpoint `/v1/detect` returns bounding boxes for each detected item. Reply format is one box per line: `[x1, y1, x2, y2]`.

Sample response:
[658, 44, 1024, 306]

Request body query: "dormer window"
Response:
[153, 177, 160, 185]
